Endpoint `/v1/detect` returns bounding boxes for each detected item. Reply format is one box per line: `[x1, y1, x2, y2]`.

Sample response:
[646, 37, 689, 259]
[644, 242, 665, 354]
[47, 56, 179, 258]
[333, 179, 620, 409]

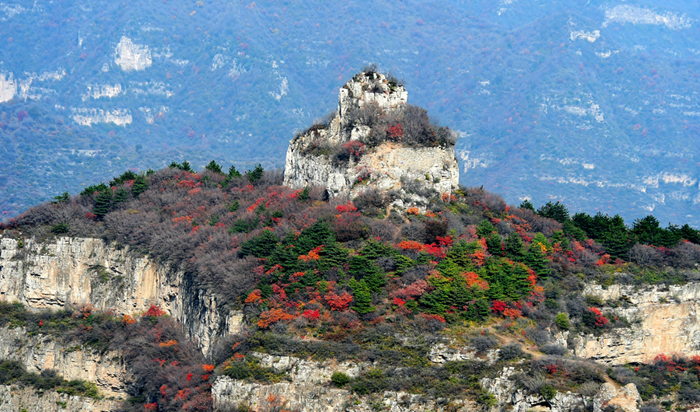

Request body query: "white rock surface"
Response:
[0, 73, 17, 103]
[71, 108, 132, 126]
[114, 36, 152, 71]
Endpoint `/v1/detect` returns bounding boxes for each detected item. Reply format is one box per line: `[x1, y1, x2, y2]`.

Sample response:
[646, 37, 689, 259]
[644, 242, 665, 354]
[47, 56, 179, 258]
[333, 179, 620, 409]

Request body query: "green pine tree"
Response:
[205, 160, 223, 174]
[504, 234, 526, 261]
[245, 164, 264, 183]
[131, 176, 148, 198]
[485, 232, 503, 256]
[114, 188, 129, 203]
[93, 190, 113, 218]
[524, 242, 549, 278]
[519, 199, 535, 211]
[350, 279, 375, 314]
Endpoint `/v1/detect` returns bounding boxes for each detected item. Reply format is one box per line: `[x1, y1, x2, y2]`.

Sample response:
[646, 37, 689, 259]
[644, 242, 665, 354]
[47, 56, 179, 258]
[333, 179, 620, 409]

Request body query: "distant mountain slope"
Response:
[1, 0, 698, 225]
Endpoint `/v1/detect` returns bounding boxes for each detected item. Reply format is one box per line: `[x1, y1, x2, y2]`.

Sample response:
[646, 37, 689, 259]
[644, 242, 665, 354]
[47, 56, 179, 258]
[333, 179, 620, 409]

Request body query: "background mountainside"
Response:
[1, 0, 699, 225]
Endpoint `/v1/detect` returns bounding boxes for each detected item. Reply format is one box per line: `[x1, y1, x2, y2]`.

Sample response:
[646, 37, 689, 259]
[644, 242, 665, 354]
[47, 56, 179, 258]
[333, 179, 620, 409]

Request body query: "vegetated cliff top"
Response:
[3, 161, 700, 410]
[283, 68, 460, 199]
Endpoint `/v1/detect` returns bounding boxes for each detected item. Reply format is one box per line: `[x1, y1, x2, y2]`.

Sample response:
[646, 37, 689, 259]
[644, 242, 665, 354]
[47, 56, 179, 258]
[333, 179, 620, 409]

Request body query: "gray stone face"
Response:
[283, 72, 459, 206]
[0, 236, 243, 355]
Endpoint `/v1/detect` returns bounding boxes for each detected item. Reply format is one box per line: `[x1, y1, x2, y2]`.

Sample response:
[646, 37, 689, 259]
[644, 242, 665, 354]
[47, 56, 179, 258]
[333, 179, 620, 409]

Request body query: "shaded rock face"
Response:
[0, 386, 121, 412]
[574, 282, 700, 365]
[0, 327, 129, 398]
[0, 236, 243, 354]
[283, 72, 459, 204]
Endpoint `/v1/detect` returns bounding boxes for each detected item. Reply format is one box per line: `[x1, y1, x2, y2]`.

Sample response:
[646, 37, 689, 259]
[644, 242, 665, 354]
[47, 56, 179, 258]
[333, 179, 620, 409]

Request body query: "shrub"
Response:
[472, 336, 498, 353]
[540, 345, 568, 356]
[50, 223, 69, 234]
[539, 384, 557, 399]
[555, 312, 570, 330]
[331, 371, 350, 387]
[500, 343, 527, 361]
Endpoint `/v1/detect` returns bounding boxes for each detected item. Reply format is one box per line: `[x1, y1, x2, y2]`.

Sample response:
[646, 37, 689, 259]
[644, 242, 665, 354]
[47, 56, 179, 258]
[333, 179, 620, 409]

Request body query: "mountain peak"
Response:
[283, 71, 458, 208]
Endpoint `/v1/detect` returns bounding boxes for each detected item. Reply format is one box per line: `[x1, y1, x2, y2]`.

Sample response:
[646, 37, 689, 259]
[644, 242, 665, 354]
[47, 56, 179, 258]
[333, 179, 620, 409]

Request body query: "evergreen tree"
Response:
[239, 230, 279, 258]
[131, 176, 148, 198]
[228, 165, 242, 178]
[293, 186, 308, 201]
[476, 220, 496, 238]
[51, 192, 70, 204]
[465, 299, 489, 322]
[504, 234, 526, 261]
[485, 232, 503, 256]
[601, 215, 632, 260]
[537, 201, 569, 223]
[109, 170, 138, 187]
[114, 188, 129, 203]
[93, 190, 113, 218]
[245, 164, 264, 183]
[205, 160, 223, 174]
[350, 279, 375, 314]
[524, 242, 549, 278]
[677, 224, 700, 244]
[563, 220, 586, 241]
[571, 212, 595, 238]
[519, 199, 535, 211]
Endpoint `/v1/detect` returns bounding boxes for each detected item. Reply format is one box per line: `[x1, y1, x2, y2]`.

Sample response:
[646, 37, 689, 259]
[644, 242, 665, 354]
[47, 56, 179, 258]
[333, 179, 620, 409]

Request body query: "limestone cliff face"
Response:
[0, 386, 121, 412]
[0, 236, 243, 354]
[213, 353, 477, 412]
[283, 72, 459, 203]
[574, 282, 700, 365]
[0, 327, 129, 398]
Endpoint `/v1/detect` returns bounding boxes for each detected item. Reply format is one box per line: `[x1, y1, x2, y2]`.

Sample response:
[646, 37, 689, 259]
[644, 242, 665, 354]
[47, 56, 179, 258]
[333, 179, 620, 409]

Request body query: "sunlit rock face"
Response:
[114, 36, 152, 72]
[0, 73, 17, 103]
[574, 282, 700, 365]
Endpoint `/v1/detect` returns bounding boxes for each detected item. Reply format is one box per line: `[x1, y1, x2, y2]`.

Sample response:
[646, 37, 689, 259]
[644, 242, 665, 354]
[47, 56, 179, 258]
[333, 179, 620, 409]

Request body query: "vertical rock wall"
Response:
[0, 236, 243, 355]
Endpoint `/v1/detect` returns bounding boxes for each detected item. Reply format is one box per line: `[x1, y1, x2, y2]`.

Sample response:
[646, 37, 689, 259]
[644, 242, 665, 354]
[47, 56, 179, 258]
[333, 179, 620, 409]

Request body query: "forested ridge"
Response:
[3, 161, 700, 410]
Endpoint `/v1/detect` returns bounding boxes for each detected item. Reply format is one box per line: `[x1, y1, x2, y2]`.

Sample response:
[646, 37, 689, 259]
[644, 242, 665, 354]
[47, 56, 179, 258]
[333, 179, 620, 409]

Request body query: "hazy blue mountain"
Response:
[1, 0, 698, 226]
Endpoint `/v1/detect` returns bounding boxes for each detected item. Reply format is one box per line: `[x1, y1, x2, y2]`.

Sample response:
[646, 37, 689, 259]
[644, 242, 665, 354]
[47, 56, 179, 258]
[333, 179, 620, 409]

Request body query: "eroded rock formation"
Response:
[283, 72, 459, 205]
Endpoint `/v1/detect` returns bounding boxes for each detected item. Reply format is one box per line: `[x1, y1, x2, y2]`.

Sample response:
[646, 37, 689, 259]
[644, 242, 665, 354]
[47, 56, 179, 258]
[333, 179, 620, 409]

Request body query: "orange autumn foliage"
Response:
[122, 314, 136, 325]
[407, 207, 420, 215]
[245, 289, 263, 304]
[202, 364, 215, 373]
[159, 339, 178, 348]
[397, 240, 425, 251]
[463, 271, 489, 290]
[502, 308, 522, 319]
[257, 308, 295, 329]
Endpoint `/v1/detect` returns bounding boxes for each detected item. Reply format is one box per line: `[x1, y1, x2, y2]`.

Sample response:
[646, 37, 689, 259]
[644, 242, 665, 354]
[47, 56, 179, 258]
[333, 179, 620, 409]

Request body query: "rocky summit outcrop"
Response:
[283, 71, 459, 205]
[0, 236, 243, 355]
[574, 282, 700, 365]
